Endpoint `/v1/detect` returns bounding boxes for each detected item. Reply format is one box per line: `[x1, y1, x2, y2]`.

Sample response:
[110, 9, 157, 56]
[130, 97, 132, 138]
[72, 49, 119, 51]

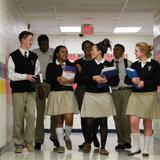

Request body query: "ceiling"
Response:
[14, 0, 160, 35]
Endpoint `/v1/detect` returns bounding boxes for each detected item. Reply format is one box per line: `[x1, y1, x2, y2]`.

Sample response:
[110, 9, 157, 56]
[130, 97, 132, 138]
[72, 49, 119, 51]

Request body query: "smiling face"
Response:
[56, 47, 68, 62]
[83, 41, 93, 57]
[21, 35, 34, 49]
[91, 45, 102, 59]
[135, 46, 145, 60]
[39, 40, 49, 53]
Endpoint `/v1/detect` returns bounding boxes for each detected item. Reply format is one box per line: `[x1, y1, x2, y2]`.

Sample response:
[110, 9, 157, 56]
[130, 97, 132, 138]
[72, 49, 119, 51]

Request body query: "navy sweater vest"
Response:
[10, 49, 38, 93]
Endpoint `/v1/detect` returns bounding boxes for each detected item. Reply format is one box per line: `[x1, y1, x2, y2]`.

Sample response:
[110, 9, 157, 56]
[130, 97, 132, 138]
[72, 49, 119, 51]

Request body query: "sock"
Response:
[131, 133, 141, 153]
[143, 136, 151, 154]
[56, 128, 64, 147]
[65, 125, 72, 141]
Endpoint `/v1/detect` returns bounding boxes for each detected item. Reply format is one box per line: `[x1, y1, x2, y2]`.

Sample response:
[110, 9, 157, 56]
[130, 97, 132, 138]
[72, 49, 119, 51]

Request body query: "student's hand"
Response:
[37, 85, 45, 100]
[26, 74, 36, 82]
[61, 76, 74, 84]
[75, 64, 82, 73]
[57, 76, 63, 85]
[92, 75, 108, 84]
[137, 81, 144, 88]
[132, 77, 140, 85]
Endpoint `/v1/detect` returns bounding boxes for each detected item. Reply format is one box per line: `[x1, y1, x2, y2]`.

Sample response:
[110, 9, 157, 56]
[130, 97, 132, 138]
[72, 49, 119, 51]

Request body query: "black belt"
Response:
[118, 87, 131, 90]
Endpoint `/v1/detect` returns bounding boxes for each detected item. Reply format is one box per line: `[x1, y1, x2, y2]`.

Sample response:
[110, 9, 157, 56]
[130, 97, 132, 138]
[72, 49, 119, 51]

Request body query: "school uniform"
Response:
[45, 59, 78, 116]
[78, 59, 119, 118]
[74, 57, 91, 110]
[111, 58, 132, 147]
[32, 48, 57, 147]
[75, 57, 101, 148]
[8, 48, 40, 147]
[125, 58, 160, 119]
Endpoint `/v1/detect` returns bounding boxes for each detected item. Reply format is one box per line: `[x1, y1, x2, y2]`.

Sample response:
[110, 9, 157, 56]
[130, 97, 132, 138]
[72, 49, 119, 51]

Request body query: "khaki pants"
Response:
[112, 89, 131, 145]
[12, 92, 35, 145]
[35, 83, 57, 144]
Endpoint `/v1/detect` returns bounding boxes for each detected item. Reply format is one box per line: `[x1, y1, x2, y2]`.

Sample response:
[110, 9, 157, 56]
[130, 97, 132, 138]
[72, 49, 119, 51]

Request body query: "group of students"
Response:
[7, 30, 160, 157]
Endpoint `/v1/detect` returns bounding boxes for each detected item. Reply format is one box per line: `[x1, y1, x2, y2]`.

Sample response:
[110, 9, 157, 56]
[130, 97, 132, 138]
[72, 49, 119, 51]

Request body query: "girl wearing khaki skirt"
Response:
[45, 45, 78, 153]
[77, 39, 119, 155]
[125, 42, 160, 157]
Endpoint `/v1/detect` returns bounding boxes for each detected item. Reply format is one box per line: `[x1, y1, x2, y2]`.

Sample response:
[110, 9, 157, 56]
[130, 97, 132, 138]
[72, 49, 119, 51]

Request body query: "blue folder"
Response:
[98, 67, 118, 88]
[126, 68, 138, 79]
[126, 68, 139, 89]
[64, 65, 76, 72]
[102, 68, 118, 78]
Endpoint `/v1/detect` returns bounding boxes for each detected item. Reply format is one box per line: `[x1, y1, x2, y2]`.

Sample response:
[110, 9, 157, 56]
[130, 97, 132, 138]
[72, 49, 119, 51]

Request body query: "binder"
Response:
[126, 68, 138, 79]
[62, 65, 76, 86]
[98, 66, 118, 88]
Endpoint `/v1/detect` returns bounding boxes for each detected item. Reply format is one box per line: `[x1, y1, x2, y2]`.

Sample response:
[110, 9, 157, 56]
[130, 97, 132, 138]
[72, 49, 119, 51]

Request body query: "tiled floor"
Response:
[0, 133, 160, 160]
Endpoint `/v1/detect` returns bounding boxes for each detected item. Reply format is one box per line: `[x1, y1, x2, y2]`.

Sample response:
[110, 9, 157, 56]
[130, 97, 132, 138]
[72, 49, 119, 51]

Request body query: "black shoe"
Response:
[50, 138, 60, 148]
[128, 150, 141, 156]
[125, 143, 131, 149]
[142, 153, 149, 157]
[78, 142, 85, 150]
[93, 137, 100, 148]
[34, 143, 41, 150]
[53, 139, 60, 148]
[115, 144, 125, 150]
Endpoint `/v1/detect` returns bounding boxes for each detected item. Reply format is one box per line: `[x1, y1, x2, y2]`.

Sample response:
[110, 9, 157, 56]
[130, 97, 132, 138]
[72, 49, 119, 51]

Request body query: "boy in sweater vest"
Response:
[8, 31, 40, 153]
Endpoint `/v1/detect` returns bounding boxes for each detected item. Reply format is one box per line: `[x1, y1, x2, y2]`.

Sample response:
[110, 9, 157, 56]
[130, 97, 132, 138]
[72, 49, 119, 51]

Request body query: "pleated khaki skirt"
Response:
[45, 91, 79, 116]
[81, 92, 116, 118]
[126, 92, 160, 119]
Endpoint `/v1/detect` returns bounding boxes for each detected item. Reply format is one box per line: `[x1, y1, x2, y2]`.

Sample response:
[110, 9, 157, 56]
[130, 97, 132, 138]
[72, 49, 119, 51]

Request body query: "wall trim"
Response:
[0, 142, 12, 156]
[45, 129, 144, 133]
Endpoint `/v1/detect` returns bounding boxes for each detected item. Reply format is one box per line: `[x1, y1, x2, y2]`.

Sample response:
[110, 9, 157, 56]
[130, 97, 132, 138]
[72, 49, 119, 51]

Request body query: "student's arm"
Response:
[8, 56, 27, 81]
[128, 60, 132, 67]
[76, 62, 94, 85]
[34, 59, 41, 75]
[46, 63, 60, 85]
[46, 63, 53, 84]
[8, 56, 37, 82]
[143, 62, 160, 87]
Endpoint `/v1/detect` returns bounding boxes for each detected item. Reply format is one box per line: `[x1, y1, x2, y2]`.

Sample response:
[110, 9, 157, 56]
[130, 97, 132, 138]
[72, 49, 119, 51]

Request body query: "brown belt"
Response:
[118, 87, 131, 90]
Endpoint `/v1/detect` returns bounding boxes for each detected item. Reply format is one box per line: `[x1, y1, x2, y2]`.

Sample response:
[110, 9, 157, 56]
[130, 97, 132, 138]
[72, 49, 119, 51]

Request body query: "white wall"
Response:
[0, 0, 27, 148]
[33, 35, 153, 62]
[36, 34, 153, 130]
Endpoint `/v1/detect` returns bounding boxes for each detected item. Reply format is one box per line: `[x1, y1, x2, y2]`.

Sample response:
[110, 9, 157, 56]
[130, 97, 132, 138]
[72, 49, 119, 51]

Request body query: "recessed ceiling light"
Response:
[113, 27, 142, 33]
[60, 26, 81, 33]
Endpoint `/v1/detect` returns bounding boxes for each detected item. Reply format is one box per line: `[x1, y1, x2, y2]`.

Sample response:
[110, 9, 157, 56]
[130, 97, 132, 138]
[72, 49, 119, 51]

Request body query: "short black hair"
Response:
[38, 34, 49, 45]
[114, 44, 125, 53]
[19, 31, 34, 42]
[82, 40, 94, 51]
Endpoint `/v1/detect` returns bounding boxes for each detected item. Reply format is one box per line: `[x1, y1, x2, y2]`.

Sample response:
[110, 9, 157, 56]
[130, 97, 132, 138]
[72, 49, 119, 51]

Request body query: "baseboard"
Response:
[45, 129, 144, 133]
[0, 141, 12, 156]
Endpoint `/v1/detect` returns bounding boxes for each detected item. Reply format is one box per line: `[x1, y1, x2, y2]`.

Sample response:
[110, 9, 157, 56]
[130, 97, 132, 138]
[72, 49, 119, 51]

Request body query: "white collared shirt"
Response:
[19, 47, 29, 57]
[138, 58, 151, 68]
[94, 58, 105, 65]
[55, 59, 66, 68]
[112, 57, 132, 89]
[8, 48, 40, 81]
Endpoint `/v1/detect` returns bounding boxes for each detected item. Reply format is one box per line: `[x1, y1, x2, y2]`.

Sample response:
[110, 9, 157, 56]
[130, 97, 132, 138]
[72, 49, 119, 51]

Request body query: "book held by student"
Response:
[126, 67, 138, 79]
[98, 66, 118, 88]
[62, 65, 76, 86]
